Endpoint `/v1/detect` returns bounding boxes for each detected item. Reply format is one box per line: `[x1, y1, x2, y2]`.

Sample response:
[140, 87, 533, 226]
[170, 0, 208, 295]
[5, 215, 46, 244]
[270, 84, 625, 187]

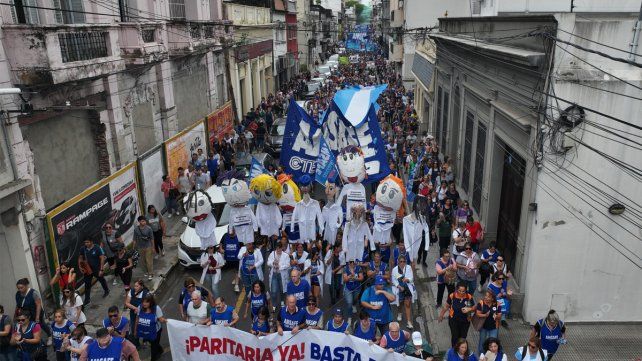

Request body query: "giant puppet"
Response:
[218, 170, 257, 244]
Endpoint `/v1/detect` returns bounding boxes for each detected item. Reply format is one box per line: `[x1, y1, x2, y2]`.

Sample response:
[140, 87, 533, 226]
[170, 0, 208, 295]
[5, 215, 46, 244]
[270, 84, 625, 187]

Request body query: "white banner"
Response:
[140, 147, 165, 211]
[167, 319, 409, 361]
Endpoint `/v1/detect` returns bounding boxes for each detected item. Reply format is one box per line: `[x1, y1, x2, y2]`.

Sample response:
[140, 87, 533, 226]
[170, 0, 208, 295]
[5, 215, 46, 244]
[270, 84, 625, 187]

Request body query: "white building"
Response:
[429, 7, 642, 322]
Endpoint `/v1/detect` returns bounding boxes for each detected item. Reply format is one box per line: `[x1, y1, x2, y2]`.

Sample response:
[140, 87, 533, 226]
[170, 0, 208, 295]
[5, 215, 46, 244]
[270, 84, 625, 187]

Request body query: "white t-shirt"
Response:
[64, 295, 87, 324]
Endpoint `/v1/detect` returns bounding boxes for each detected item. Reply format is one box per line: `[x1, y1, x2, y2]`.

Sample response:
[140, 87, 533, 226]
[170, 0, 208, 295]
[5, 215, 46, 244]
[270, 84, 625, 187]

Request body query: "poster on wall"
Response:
[139, 146, 166, 212]
[46, 163, 140, 272]
[165, 121, 206, 183]
[207, 101, 234, 144]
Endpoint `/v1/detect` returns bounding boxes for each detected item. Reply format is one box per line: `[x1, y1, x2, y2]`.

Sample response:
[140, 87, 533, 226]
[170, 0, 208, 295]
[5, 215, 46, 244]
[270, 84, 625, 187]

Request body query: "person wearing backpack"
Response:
[14, 279, 51, 347]
[530, 310, 566, 360]
[111, 244, 134, 292]
[0, 305, 17, 361]
[515, 337, 547, 361]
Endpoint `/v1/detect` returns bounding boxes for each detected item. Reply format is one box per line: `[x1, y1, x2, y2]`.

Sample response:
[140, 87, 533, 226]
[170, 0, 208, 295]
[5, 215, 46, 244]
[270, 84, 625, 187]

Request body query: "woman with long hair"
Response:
[445, 338, 478, 361]
[111, 244, 134, 291]
[244, 281, 270, 321]
[134, 294, 167, 361]
[303, 249, 324, 300]
[146, 205, 166, 258]
[124, 280, 149, 342]
[62, 326, 91, 361]
[479, 337, 507, 361]
[250, 306, 271, 337]
[61, 285, 86, 327]
[475, 291, 501, 355]
[49, 263, 76, 303]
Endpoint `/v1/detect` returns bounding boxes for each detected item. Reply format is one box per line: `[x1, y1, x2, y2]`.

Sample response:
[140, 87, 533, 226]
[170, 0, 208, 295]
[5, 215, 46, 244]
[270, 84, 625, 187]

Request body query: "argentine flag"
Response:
[331, 85, 387, 127]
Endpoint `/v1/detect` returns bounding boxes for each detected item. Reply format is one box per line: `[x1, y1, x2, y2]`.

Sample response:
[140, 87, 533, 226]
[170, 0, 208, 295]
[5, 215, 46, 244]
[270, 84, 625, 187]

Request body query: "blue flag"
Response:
[248, 157, 268, 205]
[315, 136, 338, 185]
[280, 99, 322, 180]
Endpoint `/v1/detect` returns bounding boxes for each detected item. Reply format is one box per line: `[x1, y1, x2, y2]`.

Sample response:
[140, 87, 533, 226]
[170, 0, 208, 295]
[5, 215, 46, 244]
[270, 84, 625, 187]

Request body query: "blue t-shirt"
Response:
[210, 306, 235, 326]
[383, 330, 406, 353]
[249, 292, 268, 317]
[304, 308, 323, 328]
[51, 320, 74, 351]
[369, 261, 388, 278]
[87, 336, 124, 361]
[207, 159, 218, 178]
[279, 307, 305, 331]
[222, 233, 240, 262]
[241, 252, 258, 276]
[360, 286, 392, 324]
[344, 265, 362, 291]
[102, 316, 129, 336]
[353, 319, 377, 341]
[482, 249, 500, 264]
[446, 349, 478, 361]
[252, 317, 270, 334]
[136, 307, 158, 341]
[326, 320, 348, 333]
[82, 245, 104, 272]
[286, 280, 311, 309]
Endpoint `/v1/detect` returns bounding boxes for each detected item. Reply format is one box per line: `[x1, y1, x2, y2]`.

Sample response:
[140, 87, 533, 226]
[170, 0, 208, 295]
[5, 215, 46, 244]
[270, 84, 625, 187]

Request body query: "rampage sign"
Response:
[168, 320, 407, 361]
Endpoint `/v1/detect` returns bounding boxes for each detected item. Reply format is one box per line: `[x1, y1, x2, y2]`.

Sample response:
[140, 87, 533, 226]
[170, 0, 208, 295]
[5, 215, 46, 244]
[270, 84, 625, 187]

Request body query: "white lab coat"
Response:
[324, 251, 346, 285]
[291, 197, 324, 243]
[199, 252, 226, 285]
[255, 202, 282, 237]
[322, 202, 343, 243]
[372, 205, 395, 244]
[267, 250, 291, 291]
[303, 258, 325, 296]
[391, 264, 417, 306]
[229, 206, 258, 244]
[337, 183, 366, 220]
[342, 220, 372, 262]
[194, 215, 218, 250]
[237, 246, 264, 281]
[402, 214, 429, 262]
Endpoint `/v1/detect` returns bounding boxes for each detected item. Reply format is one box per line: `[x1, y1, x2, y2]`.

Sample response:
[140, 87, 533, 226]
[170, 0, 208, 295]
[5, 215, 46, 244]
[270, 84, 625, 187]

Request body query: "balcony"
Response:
[225, 3, 271, 25]
[167, 20, 233, 56]
[390, 9, 404, 28]
[2, 24, 124, 86]
[390, 42, 403, 62]
[119, 22, 168, 66]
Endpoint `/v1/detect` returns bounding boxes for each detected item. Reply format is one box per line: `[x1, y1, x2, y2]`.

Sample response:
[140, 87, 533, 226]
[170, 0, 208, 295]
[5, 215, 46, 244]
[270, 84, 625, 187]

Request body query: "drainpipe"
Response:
[629, 0, 642, 61]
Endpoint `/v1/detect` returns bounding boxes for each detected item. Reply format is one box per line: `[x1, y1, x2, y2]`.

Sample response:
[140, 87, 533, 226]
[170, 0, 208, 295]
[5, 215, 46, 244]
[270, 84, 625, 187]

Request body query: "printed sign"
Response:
[165, 121, 206, 183]
[167, 319, 410, 361]
[46, 163, 140, 272]
[207, 101, 235, 144]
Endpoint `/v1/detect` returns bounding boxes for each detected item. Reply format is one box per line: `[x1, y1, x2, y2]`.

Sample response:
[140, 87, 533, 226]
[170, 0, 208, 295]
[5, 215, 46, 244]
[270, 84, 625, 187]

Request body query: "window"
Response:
[190, 25, 201, 40]
[441, 90, 449, 150]
[10, 0, 41, 24]
[436, 86, 442, 145]
[169, 0, 186, 19]
[461, 111, 474, 193]
[53, 0, 86, 24]
[58, 32, 109, 63]
[472, 123, 486, 213]
[142, 29, 156, 43]
[117, 0, 138, 22]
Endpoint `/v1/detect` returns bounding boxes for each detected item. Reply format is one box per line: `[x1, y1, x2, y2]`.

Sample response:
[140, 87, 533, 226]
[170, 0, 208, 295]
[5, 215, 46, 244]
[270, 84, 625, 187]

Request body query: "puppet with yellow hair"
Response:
[372, 174, 406, 263]
[277, 173, 301, 243]
[250, 174, 283, 239]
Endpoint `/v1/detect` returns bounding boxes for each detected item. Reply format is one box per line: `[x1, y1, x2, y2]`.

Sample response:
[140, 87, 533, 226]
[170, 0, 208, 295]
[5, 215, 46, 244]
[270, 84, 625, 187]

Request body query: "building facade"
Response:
[430, 11, 642, 322]
[0, 0, 232, 309]
[225, 0, 274, 119]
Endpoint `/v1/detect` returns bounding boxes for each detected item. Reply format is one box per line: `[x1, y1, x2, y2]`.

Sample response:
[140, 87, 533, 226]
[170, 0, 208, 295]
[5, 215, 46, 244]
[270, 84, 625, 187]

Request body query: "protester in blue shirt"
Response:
[102, 306, 129, 338]
[286, 269, 311, 310]
[134, 294, 166, 361]
[251, 306, 271, 337]
[206, 152, 219, 185]
[209, 297, 239, 327]
[326, 309, 349, 334]
[303, 296, 324, 330]
[379, 322, 410, 354]
[353, 310, 378, 343]
[221, 230, 241, 292]
[445, 338, 478, 361]
[51, 309, 75, 361]
[277, 295, 306, 335]
[360, 275, 395, 335]
[177, 277, 212, 321]
[530, 310, 566, 360]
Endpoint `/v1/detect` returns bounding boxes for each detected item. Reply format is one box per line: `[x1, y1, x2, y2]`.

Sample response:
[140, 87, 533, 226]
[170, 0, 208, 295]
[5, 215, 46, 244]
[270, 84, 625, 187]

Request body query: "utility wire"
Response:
[557, 27, 642, 58]
[544, 33, 642, 69]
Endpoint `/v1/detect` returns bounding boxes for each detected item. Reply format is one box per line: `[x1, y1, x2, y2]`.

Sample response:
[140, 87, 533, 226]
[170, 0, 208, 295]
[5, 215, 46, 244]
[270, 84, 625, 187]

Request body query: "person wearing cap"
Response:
[405, 331, 434, 360]
[379, 322, 410, 354]
[303, 296, 324, 329]
[80, 327, 140, 361]
[326, 308, 350, 334]
[353, 310, 378, 343]
[360, 275, 395, 335]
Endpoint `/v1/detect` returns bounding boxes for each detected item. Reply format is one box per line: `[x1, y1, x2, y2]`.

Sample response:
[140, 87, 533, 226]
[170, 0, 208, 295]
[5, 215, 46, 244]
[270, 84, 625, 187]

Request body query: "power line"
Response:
[544, 33, 642, 69]
[557, 27, 642, 58]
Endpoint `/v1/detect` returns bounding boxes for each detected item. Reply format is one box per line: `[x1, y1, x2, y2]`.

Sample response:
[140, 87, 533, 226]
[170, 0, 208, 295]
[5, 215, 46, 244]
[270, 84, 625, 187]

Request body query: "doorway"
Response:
[495, 142, 525, 272]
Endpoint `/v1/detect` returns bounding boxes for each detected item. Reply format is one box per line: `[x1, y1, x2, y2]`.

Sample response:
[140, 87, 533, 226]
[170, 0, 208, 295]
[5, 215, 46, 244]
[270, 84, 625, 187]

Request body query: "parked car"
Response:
[317, 65, 331, 78]
[234, 152, 275, 177]
[178, 186, 229, 268]
[269, 118, 286, 155]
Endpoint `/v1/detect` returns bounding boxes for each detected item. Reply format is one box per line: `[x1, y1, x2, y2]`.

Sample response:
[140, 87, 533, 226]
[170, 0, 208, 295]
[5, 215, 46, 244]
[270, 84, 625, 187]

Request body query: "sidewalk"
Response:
[415, 246, 642, 360]
[78, 215, 183, 330]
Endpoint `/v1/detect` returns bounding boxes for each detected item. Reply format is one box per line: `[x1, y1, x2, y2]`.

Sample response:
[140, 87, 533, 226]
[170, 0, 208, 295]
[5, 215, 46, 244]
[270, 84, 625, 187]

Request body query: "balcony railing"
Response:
[59, 32, 108, 63]
[169, 0, 186, 19]
[119, 22, 167, 66]
[167, 21, 233, 56]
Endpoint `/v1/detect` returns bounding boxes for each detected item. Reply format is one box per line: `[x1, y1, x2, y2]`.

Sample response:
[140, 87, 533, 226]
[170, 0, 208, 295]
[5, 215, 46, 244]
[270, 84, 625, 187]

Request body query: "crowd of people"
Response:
[1, 50, 568, 361]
